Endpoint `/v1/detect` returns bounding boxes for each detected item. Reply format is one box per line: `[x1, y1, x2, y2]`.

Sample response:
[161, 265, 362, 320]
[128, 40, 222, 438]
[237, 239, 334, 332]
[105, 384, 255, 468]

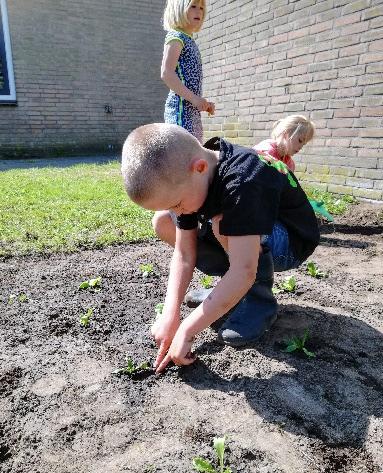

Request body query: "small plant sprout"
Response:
[154, 302, 164, 320]
[272, 275, 297, 294]
[113, 357, 151, 376]
[79, 308, 94, 327]
[19, 293, 28, 302]
[8, 294, 17, 304]
[8, 293, 28, 303]
[200, 275, 214, 289]
[283, 329, 315, 358]
[306, 261, 327, 279]
[79, 276, 102, 290]
[193, 436, 232, 473]
[140, 263, 154, 278]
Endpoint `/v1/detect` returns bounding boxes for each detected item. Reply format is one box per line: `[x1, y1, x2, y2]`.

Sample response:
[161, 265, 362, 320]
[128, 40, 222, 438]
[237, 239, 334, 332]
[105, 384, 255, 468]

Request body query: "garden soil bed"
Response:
[1, 203, 382, 473]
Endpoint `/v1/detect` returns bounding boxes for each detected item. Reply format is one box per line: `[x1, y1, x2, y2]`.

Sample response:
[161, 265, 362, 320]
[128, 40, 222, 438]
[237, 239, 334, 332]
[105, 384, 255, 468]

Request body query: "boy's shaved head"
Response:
[121, 123, 202, 204]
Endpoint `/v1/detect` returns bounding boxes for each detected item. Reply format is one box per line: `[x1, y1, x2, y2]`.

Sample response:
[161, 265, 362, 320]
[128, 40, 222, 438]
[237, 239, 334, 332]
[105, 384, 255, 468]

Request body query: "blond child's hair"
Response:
[271, 115, 315, 147]
[121, 123, 202, 204]
[163, 0, 206, 32]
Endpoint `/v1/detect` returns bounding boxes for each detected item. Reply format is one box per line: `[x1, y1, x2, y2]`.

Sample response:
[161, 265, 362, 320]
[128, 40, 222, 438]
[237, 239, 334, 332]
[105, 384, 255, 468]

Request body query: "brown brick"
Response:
[362, 6, 383, 20]
[352, 188, 383, 200]
[359, 52, 383, 64]
[334, 12, 361, 27]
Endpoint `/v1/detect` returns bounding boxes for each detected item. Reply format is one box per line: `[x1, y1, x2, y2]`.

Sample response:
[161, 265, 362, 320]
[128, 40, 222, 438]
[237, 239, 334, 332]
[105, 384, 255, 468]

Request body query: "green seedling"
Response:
[140, 263, 154, 278]
[79, 308, 94, 327]
[79, 276, 102, 290]
[8, 293, 28, 303]
[200, 275, 214, 289]
[193, 436, 232, 473]
[19, 293, 28, 302]
[113, 357, 151, 376]
[272, 275, 297, 294]
[306, 261, 327, 278]
[155, 302, 164, 320]
[283, 329, 315, 358]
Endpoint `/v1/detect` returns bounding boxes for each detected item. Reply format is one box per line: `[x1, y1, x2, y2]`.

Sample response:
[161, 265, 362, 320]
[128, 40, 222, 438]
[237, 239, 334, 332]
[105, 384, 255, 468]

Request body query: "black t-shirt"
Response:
[176, 138, 320, 261]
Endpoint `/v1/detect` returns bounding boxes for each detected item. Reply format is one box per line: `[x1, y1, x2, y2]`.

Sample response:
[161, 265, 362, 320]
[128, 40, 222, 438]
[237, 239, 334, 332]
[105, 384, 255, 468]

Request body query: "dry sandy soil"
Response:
[1, 203, 382, 473]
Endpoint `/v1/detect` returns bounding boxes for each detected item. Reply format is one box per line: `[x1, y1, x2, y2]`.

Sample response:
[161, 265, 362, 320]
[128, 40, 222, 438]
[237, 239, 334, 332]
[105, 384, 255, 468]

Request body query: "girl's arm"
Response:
[161, 41, 212, 112]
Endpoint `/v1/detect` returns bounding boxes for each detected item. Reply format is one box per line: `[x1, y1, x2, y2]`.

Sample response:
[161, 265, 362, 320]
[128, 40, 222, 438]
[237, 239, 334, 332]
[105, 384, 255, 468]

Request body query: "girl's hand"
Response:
[191, 96, 211, 112]
[206, 101, 215, 116]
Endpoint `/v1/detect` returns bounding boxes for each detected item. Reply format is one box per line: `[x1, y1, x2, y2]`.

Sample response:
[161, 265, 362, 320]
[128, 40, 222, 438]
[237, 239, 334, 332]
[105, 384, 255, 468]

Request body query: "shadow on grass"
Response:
[0, 155, 119, 171]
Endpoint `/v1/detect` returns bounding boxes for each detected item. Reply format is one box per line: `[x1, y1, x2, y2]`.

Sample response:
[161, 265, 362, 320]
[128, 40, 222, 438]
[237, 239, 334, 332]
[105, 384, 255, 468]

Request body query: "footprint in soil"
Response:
[180, 304, 383, 453]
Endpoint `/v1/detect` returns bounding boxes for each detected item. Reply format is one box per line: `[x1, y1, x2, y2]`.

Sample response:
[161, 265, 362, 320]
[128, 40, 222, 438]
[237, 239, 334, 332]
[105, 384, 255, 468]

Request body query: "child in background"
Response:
[254, 115, 315, 172]
[161, 0, 215, 143]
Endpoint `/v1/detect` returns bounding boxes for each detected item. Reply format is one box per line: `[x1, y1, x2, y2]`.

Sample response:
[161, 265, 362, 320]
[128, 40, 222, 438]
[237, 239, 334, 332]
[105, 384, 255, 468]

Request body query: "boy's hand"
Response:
[155, 325, 196, 374]
[151, 315, 180, 369]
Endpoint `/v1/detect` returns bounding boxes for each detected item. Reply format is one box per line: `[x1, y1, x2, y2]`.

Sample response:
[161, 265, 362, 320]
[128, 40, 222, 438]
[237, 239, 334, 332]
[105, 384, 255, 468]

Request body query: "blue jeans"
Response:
[169, 212, 300, 274]
[261, 221, 301, 272]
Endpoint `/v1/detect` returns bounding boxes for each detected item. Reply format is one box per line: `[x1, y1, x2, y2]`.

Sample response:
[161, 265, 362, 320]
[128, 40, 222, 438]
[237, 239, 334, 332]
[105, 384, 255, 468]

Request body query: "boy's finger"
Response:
[154, 341, 169, 368]
[155, 353, 172, 374]
[183, 351, 197, 365]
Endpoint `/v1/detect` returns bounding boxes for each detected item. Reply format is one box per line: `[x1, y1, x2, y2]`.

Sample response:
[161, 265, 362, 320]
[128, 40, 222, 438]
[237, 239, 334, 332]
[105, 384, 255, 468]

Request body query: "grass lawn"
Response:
[0, 161, 356, 258]
[0, 161, 154, 257]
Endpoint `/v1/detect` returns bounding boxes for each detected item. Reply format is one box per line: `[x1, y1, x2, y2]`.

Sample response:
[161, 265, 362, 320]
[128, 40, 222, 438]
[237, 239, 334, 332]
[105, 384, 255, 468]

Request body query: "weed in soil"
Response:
[283, 329, 315, 358]
[78, 276, 102, 290]
[193, 436, 232, 473]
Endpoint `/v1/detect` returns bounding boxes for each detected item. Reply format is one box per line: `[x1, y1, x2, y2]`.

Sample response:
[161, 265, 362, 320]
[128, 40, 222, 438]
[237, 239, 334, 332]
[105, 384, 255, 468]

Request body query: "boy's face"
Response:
[141, 167, 209, 216]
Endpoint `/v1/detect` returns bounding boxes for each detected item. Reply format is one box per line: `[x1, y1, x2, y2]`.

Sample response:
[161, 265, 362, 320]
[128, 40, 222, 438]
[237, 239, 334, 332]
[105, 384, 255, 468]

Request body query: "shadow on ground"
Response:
[182, 304, 383, 448]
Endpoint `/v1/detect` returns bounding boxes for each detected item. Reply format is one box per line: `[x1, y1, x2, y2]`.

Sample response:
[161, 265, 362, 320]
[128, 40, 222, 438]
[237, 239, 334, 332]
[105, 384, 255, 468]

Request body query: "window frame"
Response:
[0, 0, 16, 104]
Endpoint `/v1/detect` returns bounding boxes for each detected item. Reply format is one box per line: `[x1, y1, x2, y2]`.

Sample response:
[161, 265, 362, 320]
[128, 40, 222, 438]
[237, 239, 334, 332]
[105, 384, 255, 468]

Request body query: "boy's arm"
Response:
[152, 226, 197, 368]
[156, 235, 260, 372]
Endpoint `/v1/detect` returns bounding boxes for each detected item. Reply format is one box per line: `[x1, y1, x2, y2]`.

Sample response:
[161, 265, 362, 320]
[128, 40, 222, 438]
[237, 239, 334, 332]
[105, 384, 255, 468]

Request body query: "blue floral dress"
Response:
[164, 29, 203, 142]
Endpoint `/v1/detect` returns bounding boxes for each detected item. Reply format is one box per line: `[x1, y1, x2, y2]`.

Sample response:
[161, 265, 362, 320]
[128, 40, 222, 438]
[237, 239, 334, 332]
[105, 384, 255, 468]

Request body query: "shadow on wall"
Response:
[181, 304, 383, 448]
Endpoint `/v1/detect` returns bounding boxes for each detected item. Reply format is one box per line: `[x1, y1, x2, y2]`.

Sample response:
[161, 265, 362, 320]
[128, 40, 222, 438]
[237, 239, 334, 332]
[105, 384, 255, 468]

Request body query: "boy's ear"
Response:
[191, 158, 208, 174]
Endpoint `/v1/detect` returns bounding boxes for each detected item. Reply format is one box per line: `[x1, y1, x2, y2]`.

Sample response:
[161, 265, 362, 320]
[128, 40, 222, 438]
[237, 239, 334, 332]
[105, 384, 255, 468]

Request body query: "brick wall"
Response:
[198, 0, 383, 201]
[0, 0, 167, 158]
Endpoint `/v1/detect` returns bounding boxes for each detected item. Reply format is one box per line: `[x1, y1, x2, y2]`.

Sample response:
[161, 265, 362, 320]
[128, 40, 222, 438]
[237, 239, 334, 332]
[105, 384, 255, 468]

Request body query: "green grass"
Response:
[0, 161, 357, 258]
[304, 186, 357, 215]
[0, 161, 154, 257]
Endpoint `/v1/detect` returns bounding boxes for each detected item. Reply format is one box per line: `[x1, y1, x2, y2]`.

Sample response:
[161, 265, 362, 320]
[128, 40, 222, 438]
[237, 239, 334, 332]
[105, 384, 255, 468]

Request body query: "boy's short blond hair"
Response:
[121, 123, 201, 204]
[163, 0, 206, 32]
[271, 115, 315, 145]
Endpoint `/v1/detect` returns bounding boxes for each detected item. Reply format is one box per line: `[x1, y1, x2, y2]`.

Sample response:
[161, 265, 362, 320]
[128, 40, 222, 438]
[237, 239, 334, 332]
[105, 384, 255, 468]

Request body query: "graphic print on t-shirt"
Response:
[257, 153, 297, 188]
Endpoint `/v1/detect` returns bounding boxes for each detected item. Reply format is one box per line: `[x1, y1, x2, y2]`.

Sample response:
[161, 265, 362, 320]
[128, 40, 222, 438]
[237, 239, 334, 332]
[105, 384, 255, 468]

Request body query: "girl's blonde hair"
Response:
[271, 115, 315, 145]
[163, 0, 206, 32]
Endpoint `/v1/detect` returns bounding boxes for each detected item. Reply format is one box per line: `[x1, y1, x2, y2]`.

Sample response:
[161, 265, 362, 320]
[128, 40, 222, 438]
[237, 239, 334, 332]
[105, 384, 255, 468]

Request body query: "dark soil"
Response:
[0, 203, 382, 473]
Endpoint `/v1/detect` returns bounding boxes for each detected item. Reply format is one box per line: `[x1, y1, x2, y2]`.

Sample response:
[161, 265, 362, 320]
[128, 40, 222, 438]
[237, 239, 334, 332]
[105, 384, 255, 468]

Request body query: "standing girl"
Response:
[254, 115, 315, 172]
[162, 0, 215, 143]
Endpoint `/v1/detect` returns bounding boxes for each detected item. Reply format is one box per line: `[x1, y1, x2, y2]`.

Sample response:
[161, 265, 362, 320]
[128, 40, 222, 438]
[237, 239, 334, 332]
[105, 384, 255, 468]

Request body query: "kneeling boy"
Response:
[121, 123, 320, 373]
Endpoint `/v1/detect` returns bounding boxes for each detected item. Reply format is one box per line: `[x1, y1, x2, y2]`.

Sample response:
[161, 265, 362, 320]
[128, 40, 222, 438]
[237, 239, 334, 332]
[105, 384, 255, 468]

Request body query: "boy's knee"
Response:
[152, 211, 169, 234]
[152, 210, 175, 243]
